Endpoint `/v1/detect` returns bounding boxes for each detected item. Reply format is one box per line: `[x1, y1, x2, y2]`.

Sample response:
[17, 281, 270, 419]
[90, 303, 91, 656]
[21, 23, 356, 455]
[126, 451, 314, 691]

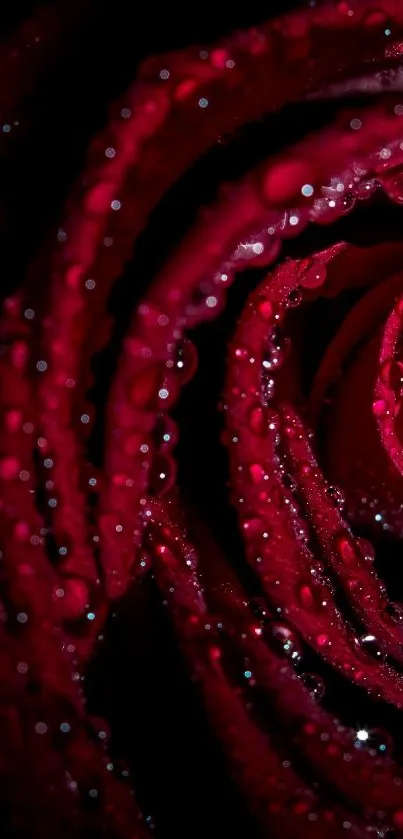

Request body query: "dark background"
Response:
[0, 4, 304, 838]
[3, 4, 385, 839]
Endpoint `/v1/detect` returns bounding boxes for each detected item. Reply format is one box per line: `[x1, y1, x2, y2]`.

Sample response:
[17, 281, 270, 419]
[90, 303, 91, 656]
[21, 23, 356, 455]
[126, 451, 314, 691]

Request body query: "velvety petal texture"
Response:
[4, 2, 403, 838]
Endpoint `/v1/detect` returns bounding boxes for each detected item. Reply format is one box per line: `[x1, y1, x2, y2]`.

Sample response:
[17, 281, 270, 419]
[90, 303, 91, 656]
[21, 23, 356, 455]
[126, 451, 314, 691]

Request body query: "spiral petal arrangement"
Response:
[5, 2, 403, 837]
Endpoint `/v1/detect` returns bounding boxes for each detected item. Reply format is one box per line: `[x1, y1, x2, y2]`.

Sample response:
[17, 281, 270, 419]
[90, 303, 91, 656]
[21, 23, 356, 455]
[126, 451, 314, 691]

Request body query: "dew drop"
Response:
[99, 513, 122, 539]
[356, 178, 380, 200]
[385, 601, 403, 624]
[148, 454, 176, 495]
[174, 339, 198, 383]
[138, 550, 151, 574]
[296, 522, 310, 544]
[249, 463, 266, 484]
[234, 346, 250, 361]
[377, 826, 396, 838]
[341, 191, 356, 213]
[368, 727, 393, 757]
[261, 369, 275, 405]
[124, 431, 144, 457]
[380, 359, 403, 391]
[35, 721, 48, 734]
[283, 473, 297, 492]
[262, 348, 281, 372]
[186, 285, 224, 322]
[241, 517, 266, 539]
[301, 672, 325, 700]
[270, 622, 303, 664]
[287, 288, 302, 308]
[316, 633, 330, 648]
[153, 414, 177, 452]
[326, 485, 346, 510]
[356, 537, 375, 563]
[250, 597, 270, 623]
[380, 168, 403, 204]
[373, 399, 387, 417]
[359, 633, 384, 660]
[301, 262, 327, 289]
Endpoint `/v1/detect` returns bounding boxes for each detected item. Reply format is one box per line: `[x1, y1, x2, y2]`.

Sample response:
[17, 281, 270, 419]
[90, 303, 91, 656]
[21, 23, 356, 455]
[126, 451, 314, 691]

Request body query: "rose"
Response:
[2, 1, 403, 837]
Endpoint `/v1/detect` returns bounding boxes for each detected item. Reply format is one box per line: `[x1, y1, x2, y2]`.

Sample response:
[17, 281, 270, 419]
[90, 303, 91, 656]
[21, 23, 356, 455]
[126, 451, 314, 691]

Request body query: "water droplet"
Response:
[376, 826, 396, 838]
[174, 339, 198, 383]
[153, 414, 177, 452]
[346, 576, 363, 594]
[359, 633, 384, 660]
[316, 633, 330, 648]
[186, 285, 224, 322]
[356, 537, 375, 562]
[381, 168, 403, 204]
[341, 191, 356, 213]
[250, 597, 270, 623]
[368, 727, 393, 757]
[301, 672, 325, 700]
[385, 601, 403, 624]
[287, 288, 302, 308]
[261, 369, 275, 404]
[283, 473, 297, 492]
[270, 622, 302, 664]
[241, 517, 266, 539]
[326, 485, 346, 510]
[99, 513, 122, 539]
[262, 348, 281, 372]
[373, 399, 387, 417]
[273, 325, 289, 351]
[232, 230, 280, 266]
[138, 550, 151, 574]
[249, 463, 266, 484]
[283, 210, 307, 237]
[301, 262, 327, 289]
[356, 178, 380, 200]
[234, 346, 250, 361]
[380, 359, 403, 391]
[295, 522, 310, 544]
[35, 721, 48, 735]
[149, 454, 175, 495]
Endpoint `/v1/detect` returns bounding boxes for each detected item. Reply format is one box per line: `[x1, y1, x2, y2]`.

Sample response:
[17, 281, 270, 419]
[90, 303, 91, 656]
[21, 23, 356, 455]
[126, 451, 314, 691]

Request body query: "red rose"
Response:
[3, 2, 403, 837]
